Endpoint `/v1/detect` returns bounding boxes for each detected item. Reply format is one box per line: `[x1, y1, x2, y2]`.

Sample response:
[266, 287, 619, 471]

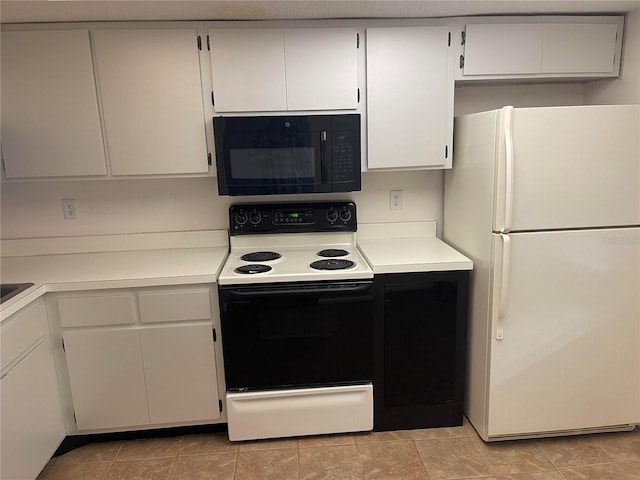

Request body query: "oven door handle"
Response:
[317, 295, 373, 305]
[221, 283, 372, 298]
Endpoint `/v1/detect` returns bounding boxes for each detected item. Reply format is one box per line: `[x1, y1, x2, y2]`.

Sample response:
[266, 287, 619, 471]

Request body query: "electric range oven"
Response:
[217, 201, 374, 441]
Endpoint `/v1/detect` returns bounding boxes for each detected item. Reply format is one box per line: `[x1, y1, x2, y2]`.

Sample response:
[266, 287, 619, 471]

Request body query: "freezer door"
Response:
[497, 105, 640, 232]
[487, 228, 640, 438]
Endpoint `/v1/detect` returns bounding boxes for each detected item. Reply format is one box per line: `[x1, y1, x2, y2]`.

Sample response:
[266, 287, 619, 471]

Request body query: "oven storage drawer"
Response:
[226, 384, 373, 441]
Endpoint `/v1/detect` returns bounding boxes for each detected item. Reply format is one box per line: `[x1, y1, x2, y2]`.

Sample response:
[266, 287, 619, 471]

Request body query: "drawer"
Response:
[226, 384, 373, 441]
[58, 294, 135, 327]
[1, 299, 47, 371]
[138, 289, 211, 324]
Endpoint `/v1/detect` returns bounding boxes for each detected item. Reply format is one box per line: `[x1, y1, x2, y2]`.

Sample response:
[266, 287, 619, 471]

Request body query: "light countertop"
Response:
[357, 222, 473, 274]
[0, 231, 229, 319]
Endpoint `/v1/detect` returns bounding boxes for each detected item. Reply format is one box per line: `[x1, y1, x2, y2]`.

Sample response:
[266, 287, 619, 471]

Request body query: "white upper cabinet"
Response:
[1, 30, 107, 178]
[463, 24, 542, 75]
[209, 27, 359, 112]
[540, 23, 619, 73]
[284, 28, 358, 111]
[93, 29, 209, 175]
[209, 29, 287, 112]
[457, 16, 623, 80]
[366, 26, 453, 170]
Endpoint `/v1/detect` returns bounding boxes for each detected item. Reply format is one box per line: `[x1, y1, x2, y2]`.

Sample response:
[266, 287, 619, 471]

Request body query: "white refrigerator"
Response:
[444, 105, 640, 441]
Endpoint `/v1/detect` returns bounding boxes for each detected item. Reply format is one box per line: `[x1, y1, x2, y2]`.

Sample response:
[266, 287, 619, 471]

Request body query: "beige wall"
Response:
[584, 8, 640, 104]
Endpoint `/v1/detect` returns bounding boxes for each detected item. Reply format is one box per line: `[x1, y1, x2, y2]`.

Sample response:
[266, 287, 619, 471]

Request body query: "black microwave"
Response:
[213, 114, 361, 196]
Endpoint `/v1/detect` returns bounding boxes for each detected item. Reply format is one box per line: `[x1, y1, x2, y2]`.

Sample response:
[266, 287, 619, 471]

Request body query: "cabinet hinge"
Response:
[357, 88, 360, 103]
[448, 32, 451, 47]
[461, 30, 466, 45]
[218, 399, 223, 412]
[207, 34, 211, 51]
[73, 411, 77, 423]
[211, 91, 215, 107]
[197, 35, 202, 51]
[212, 328, 217, 342]
[208, 153, 212, 166]
[62, 338, 66, 352]
[356, 33, 360, 49]
[459, 55, 465, 69]
[445, 145, 449, 159]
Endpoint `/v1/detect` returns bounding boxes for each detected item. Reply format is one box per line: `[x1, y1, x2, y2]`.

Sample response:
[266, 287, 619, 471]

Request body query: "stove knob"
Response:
[326, 209, 338, 222]
[235, 212, 248, 226]
[339, 208, 352, 222]
[249, 211, 262, 225]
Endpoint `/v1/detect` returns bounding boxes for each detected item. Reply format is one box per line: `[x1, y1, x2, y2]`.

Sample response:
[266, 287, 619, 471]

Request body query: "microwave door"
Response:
[215, 117, 330, 195]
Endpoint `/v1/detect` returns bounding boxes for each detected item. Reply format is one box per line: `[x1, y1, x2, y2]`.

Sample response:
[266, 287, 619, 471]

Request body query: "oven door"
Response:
[214, 115, 332, 196]
[219, 281, 374, 391]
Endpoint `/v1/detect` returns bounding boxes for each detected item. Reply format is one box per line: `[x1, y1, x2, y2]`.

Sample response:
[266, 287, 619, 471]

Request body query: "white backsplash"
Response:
[0, 170, 444, 240]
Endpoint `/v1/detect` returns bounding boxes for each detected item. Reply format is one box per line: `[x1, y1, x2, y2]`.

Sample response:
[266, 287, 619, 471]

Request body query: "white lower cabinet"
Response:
[55, 286, 221, 432]
[1, 298, 65, 480]
[63, 328, 149, 430]
[140, 324, 219, 425]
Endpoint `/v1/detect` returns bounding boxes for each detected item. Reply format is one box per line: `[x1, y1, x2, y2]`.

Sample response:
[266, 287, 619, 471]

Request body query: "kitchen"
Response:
[1, 1, 640, 479]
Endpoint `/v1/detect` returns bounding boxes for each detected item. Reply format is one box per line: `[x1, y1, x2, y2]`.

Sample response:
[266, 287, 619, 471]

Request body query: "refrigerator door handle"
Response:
[503, 106, 514, 233]
[497, 233, 511, 340]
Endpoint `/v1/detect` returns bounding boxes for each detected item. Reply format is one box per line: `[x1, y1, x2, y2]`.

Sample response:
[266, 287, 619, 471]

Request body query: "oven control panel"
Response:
[230, 201, 357, 234]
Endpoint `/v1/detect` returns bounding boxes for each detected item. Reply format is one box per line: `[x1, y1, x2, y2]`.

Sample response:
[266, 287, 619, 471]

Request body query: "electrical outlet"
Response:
[62, 199, 77, 219]
[390, 190, 403, 210]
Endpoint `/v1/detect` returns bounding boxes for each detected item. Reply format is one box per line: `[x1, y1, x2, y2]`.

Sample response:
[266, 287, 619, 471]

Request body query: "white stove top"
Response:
[218, 232, 373, 285]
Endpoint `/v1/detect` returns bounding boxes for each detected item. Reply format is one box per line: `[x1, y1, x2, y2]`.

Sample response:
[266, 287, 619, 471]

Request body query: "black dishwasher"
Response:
[373, 270, 469, 431]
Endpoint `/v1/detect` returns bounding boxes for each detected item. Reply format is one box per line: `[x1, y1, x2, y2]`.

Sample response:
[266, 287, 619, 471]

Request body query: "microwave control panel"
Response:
[333, 131, 355, 183]
[230, 202, 357, 234]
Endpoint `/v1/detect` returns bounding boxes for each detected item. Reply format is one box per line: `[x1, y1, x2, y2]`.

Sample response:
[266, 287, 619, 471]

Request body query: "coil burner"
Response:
[234, 264, 272, 274]
[240, 251, 282, 262]
[317, 249, 349, 258]
[310, 259, 355, 271]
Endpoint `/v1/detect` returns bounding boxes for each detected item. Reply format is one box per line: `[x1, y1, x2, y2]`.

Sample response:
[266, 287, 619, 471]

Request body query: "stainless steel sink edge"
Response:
[0, 283, 35, 304]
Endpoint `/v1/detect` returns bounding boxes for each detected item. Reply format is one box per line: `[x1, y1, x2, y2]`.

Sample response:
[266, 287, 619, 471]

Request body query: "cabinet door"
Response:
[1, 30, 106, 178]
[463, 24, 542, 75]
[284, 28, 358, 111]
[93, 29, 208, 175]
[209, 28, 287, 112]
[541, 23, 618, 74]
[1, 340, 65, 480]
[140, 324, 220, 424]
[366, 26, 452, 169]
[63, 329, 149, 430]
[460, 18, 622, 79]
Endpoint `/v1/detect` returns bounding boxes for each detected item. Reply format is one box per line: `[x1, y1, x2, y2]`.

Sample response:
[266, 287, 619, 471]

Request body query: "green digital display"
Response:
[289, 213, 299, 218]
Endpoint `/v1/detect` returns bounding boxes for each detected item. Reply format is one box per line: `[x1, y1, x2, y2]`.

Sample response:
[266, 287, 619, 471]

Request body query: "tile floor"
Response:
[37, 419, 640, 480]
